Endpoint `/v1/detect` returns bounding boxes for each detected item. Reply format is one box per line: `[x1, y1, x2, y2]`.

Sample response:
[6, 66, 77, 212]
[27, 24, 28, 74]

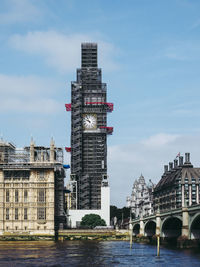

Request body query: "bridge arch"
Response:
[190, 213, 200, 239]
[161, 216, 182, 239]
[133, 223, 140, 236]
[144, 220, 156, 237]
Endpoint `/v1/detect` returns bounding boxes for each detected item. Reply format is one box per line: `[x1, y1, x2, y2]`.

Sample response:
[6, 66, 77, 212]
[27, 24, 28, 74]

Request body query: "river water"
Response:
[0, 241, 200, 267]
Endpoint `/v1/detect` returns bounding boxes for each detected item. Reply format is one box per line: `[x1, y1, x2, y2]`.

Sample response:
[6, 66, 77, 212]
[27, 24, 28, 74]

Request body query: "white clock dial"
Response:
[83, 114, 97, 130]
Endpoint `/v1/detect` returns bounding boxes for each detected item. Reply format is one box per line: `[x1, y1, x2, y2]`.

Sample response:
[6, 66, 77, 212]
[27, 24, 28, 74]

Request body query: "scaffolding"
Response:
[0, 141, 63, 165]
[99, 126, 114, 135]
[67, 43, 112, 210]
[85, 102, 113, 112]
[0, 141, 15, 163]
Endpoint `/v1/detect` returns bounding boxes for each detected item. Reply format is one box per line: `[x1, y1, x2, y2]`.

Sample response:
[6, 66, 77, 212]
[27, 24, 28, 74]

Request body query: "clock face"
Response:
[83, 114, 97, 130]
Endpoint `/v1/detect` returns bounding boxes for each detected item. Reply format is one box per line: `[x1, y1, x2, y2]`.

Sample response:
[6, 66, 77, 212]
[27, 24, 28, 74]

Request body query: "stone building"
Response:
[67, 43, 112, 211]
[0, 138, 66, 236]
[126, 174, 154, 218]
[65, 43, 111, 227]
[153, 153, 200, 212]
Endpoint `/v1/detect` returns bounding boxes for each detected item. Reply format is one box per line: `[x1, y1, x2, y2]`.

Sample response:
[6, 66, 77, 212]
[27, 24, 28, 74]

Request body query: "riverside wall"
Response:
[0, 229, 129, 241]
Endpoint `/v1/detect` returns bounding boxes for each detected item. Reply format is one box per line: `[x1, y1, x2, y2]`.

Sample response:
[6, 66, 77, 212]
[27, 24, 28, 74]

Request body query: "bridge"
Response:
[130, 204, 200, 241]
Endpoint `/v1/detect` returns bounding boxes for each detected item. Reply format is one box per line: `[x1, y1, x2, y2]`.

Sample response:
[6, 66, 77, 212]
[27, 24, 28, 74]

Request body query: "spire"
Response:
[50, 136, 55, 147]
[138, 174, 145, 184]
[30, 136, 35, 163]
[30, 136, 34, 146]
[50, 137, 55, 162]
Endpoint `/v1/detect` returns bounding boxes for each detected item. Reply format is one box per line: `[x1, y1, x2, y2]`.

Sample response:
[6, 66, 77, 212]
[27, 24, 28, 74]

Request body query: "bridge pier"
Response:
[182, 207, 189, 238]
[156, 211, 161, 236]
[139, 217, 144, 236]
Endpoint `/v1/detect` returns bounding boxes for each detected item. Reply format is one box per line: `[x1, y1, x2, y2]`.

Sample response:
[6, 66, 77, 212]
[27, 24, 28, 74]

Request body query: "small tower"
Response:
[30, 137, 34, 162]
[50, 137, 55, 162]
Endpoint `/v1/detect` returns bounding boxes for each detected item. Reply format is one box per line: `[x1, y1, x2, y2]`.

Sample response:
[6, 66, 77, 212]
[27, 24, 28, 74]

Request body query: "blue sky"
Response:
[1, 0, 200, 206]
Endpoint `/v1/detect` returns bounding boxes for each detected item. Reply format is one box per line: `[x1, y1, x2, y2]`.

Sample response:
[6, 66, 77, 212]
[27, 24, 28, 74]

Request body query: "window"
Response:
[6, 189, 9, 202]
[6, 208, 9, 220]
[24, 190, 28, 203]
[24, 208, 28, 220]
[38, 189, 45, 202]
[15, 208, 18, 220]
[15, 189, 18, 203]
[39, 171, 45, 180]
[37, 208, 46, 220]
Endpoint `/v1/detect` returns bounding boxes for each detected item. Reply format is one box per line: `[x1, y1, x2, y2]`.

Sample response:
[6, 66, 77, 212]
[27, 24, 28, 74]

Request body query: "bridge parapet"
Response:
[131, 205, 200, 239]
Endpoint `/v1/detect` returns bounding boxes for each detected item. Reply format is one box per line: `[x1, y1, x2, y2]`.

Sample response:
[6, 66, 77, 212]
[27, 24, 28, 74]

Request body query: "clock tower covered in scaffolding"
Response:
[65, 43, 113, 210]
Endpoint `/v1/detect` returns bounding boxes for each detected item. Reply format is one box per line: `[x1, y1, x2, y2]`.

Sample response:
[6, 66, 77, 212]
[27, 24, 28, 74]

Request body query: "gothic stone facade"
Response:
[126, 174, 154, 218]
[70, 43, 112, 210]
[0, 139, 65, 236]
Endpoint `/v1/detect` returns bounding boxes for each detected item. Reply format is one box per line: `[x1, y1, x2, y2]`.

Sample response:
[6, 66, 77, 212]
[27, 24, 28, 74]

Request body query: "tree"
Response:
[110, 205, 132, 221]
[121, 207, 131, 219]
[110, 205, 121, 221]
[80, 214, 106, 228]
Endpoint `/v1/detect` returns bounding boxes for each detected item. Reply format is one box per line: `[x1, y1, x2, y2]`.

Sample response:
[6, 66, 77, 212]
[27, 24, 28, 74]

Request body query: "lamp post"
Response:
[129, 210, 133, 249]
[156, 198, 161, 257]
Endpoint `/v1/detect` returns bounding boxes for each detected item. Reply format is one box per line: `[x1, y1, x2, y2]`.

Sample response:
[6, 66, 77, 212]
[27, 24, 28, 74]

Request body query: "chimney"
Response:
[174, 159, 178, 168]
[164, 165, 168, 173]
[169, 162, 173, 171]
[179, 156, 183, 166]
[185, 153, 191, 164]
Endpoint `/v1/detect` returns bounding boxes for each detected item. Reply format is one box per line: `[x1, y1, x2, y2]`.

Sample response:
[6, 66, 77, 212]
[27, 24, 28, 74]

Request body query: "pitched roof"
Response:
[154, 164, 200, 192]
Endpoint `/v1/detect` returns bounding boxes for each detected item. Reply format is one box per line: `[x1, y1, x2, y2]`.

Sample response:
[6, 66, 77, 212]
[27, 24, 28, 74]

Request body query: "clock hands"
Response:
[83, 114, 96, 129]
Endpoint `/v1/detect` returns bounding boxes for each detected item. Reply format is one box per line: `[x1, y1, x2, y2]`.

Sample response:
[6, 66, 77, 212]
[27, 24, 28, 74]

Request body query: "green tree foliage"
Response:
[80, 214, 106, 228]
[110, 205, 121, 220]
[110, 205, 134, 220]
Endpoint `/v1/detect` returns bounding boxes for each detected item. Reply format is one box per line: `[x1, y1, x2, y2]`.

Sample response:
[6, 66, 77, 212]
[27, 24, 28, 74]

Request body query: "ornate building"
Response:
[153, 153, 200, 212]
[65, 43, 113, 210]
[0, 139, 65, 236]
[126, 174, 154, 218]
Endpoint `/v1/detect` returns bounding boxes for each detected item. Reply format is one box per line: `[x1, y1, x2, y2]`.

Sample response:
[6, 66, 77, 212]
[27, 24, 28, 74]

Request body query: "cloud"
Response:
[163, 41, 200, 61]
[9, 31, 119, 73]
[0, 98, 60, 113]
[0, 0, 41, 24]
[0, 74, 62, 114]
[108, 133, 200, 207]
[141, 133, 179, 147]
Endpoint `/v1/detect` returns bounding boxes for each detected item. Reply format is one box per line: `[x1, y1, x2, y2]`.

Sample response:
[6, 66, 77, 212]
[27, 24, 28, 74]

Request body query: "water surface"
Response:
[0, 241, 200, 267]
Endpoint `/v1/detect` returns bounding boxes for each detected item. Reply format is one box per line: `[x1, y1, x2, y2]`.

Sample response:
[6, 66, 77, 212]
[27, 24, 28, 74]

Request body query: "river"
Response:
[0, 241, 200, 267]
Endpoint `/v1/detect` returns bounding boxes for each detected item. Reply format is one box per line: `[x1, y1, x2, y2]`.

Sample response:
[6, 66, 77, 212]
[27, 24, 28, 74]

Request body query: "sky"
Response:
[1, 0, 200, 207]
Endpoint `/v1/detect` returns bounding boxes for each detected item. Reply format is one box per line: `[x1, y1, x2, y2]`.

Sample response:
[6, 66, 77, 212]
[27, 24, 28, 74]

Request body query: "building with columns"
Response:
[153, 153, 200, 212]
[126, 174, 154, 218]
[0, 138, 66, 236]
